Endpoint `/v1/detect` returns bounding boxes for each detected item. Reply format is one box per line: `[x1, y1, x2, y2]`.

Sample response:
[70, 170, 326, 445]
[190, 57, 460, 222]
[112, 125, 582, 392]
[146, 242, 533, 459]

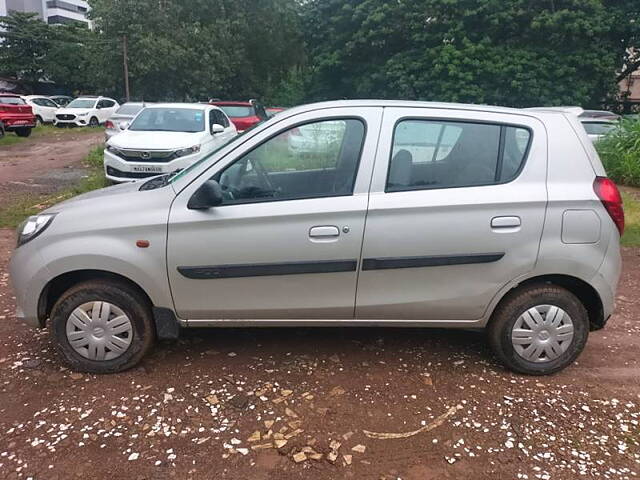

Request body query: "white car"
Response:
[104, 103, 237, 183]
[54, 96, 120, 127]
[22, 95, 60, 124]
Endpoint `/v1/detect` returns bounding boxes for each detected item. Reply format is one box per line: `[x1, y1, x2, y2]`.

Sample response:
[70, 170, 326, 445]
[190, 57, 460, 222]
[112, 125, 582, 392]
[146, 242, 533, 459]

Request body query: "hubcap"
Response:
[511, 305, 575, 363]
[65, 301, 133, 361]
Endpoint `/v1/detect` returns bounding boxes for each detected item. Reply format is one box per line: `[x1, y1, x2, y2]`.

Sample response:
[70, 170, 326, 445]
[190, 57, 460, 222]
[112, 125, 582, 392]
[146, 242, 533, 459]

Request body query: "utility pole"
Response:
[123, 35, 130, 102]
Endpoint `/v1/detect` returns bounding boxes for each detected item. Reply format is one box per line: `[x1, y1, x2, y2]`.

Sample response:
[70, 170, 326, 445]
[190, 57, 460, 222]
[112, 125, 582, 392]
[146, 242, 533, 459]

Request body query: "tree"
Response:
[0, 12, 52, 90]
[303, 0, 636, 108]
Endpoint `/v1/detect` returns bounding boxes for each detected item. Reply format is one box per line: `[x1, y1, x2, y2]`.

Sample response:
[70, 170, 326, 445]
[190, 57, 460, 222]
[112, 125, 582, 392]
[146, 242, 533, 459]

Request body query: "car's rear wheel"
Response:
[49, 280, 155, 373]
[487, 284, 589, 375]
[89, 116, 99, 127]
[15, 127, 32, 137]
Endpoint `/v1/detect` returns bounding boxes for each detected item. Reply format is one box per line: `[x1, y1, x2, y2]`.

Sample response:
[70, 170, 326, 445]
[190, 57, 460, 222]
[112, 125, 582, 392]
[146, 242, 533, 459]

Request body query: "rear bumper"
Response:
[2, 114, 36, 130]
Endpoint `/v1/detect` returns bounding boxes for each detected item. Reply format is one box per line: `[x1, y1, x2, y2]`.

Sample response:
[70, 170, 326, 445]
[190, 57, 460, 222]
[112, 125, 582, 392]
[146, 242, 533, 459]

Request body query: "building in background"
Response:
[619, 70, 640, 111]
[0, 0, 90, 26]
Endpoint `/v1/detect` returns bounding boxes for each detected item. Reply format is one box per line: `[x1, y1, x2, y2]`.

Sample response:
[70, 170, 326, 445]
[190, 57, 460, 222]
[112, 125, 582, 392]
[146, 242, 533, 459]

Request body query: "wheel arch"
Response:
[38, 269, 153, 327]
[490, 274, 604, 330]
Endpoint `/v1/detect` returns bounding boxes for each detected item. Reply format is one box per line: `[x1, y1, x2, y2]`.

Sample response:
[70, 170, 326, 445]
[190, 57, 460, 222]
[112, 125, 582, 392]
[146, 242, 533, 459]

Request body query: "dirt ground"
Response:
[0, 135, 638, 480]
[0, 130, 103, 201]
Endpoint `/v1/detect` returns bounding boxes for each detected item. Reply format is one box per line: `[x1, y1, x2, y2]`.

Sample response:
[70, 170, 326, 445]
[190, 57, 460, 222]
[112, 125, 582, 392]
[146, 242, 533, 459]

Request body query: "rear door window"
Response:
[387, 120, 531, 191]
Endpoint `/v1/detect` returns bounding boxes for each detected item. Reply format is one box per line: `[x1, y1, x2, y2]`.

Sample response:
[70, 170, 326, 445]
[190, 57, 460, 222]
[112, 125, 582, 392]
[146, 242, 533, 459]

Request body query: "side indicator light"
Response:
[136, 240, 150, 248]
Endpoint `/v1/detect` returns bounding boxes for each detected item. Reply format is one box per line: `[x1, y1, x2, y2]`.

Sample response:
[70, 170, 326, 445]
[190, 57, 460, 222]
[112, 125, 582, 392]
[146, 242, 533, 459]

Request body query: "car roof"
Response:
[145, 102, 216, 110]
[211, 101, 253, 106]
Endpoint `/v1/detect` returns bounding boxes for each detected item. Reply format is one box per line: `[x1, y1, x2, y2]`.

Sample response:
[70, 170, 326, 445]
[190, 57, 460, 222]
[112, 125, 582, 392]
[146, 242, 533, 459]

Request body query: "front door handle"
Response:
[309, 226, 340, 238]
[491, 216, 521, 229]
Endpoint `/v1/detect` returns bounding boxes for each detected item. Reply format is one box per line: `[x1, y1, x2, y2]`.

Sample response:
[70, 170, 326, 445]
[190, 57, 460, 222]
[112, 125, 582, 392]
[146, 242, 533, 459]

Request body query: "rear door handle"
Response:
[309, 226, 340, 238]
[491, 216, 521, 229]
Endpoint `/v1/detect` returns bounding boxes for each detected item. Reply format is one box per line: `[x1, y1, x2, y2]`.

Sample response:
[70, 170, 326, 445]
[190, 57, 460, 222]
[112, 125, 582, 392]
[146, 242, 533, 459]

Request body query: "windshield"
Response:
[0, 96, 26, 105]
[116, 104, 144, 116]
[169, 124, 262, 184]
[67, 98, 97, 109]
[218, 105, 253, 118]
[582, 122, 616, 135]
[129, 107, 205, 133]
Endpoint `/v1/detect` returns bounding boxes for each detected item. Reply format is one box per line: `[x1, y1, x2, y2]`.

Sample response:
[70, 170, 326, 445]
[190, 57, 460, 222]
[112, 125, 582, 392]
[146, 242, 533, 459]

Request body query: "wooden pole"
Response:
[123, 35, 130, 102]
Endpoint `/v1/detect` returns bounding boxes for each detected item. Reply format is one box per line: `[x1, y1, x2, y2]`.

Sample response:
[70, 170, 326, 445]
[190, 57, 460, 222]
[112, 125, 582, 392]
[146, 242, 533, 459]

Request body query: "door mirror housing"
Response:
[211, 123, 225, 135]
[119, 121, 130, 130]
[187, 180, 224, 210]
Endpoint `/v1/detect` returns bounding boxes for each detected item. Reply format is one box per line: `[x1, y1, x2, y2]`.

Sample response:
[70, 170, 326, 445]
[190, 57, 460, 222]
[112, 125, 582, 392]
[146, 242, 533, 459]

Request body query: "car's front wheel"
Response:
[488, 284, 589, 375]
[89, 116, 99, 127]
[49, 280, 155, 373]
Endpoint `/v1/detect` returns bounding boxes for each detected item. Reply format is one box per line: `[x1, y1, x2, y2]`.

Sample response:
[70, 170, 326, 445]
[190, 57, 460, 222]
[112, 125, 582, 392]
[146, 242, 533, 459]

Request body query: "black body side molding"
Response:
[178, 259, 358, 280]
[362, 253, 505, 271]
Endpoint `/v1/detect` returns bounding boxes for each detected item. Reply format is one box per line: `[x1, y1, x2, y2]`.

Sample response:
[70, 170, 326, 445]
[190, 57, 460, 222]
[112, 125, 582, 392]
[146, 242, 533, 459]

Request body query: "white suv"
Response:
[22, 95, 60, 124]
[54, 96, 119, 127]
[103, 103, 236, 183]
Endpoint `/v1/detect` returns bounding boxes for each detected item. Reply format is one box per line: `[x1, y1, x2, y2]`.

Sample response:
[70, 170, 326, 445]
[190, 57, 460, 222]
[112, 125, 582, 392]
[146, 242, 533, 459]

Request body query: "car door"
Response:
[39, 98, 59, 122]
[167, 107, 382, 321]
[356, 107, 547, 322]
[205, 109, 235, 154]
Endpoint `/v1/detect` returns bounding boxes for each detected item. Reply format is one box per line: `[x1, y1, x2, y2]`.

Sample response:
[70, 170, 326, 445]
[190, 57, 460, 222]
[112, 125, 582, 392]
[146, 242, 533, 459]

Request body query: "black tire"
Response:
[15, 127, 32, 137]
[49, 279, 156, 373]
[36, 115, 43, 125]
[89, 116, 99, 127]
[0, 122, 4, 139]
[487, 284, 589, 375]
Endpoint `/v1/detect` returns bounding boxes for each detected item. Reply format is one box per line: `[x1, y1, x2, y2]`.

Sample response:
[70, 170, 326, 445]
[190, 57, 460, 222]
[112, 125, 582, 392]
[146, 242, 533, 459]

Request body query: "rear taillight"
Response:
[594, 176, 624, 235]
[105, 120, 115, 129]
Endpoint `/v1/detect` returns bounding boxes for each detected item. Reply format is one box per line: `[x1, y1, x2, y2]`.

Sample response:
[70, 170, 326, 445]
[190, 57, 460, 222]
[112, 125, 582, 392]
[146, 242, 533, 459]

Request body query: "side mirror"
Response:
[119, 121, 130, 130]
[187, 180, 224, 210]
[211, 123, 225, 135]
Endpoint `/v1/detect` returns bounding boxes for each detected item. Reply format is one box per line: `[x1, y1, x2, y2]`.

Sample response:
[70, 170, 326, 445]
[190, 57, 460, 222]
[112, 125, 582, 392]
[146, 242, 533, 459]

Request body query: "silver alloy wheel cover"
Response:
[65, 301, 133, 361]
[511, 304, 575, 363]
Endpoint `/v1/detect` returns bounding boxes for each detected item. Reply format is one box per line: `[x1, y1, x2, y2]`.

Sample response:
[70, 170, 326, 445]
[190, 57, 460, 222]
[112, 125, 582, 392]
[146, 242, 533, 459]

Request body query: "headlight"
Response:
[77, 112, 89, 117]
[175, 145, 201, 158]
[17, 213, 56, 247]
[106, 145, 120, 155]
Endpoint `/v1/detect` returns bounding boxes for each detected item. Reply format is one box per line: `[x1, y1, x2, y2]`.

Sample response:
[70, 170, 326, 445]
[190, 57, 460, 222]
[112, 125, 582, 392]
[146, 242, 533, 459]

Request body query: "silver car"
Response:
[9, 100, 623, 375]
[104, 102, 147, 141]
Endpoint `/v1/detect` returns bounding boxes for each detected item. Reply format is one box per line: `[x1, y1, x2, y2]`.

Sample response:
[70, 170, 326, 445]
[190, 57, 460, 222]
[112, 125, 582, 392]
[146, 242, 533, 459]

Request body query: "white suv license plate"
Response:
[132, 166, 163, 173]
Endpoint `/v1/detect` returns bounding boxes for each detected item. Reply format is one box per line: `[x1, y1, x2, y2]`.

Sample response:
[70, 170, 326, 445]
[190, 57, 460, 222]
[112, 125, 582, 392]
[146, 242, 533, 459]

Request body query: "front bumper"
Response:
[9, 241, 52, 328]
[103, 149, 201, 183]
[54, 117, 90, 127]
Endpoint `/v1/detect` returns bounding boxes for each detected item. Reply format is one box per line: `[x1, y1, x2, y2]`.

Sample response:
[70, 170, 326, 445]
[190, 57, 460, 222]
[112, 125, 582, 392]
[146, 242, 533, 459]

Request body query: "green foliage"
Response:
[596, 118, 640, 187]
[303, 0, 630, 108]
[621, 191, 640, 247]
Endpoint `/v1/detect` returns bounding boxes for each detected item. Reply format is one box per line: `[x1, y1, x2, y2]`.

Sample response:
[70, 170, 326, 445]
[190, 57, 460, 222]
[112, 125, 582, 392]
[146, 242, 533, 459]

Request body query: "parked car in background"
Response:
[49, 95, 73, 107]
[105, 102, 148, 141]
[580, 118, 618, 143]
[0, 93, 36, 138]
[54, 96, 120, 128]
[9, 100, 622, 375]
[22, 95, 60, 124]
[266, 107, 285, 117]
[104, 103, 236, 182]
[209, 99, 267, 132]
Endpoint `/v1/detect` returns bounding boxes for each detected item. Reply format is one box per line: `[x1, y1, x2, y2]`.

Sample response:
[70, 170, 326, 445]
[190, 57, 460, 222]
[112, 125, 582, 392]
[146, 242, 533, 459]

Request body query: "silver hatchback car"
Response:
[9, 101, 623, 375]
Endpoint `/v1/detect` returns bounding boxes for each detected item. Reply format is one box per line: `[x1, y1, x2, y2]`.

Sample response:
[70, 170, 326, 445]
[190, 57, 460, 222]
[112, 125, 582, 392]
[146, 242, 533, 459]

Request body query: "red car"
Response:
[209, 100, 268, 132]
[0, 93, 36, 138]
